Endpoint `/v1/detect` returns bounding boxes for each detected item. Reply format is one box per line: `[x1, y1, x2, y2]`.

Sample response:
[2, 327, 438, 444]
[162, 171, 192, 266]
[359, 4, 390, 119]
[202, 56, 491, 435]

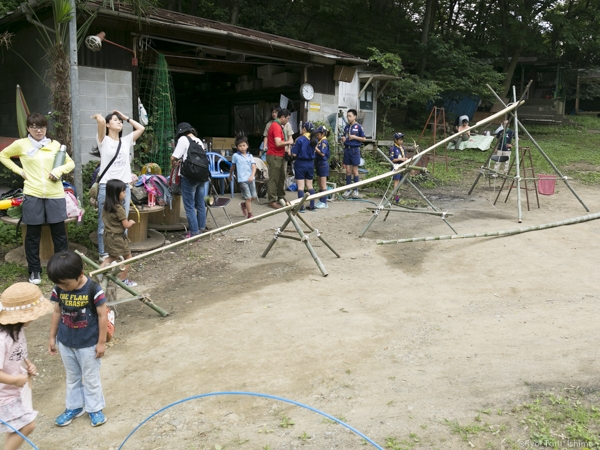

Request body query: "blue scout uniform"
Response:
[343, 122, 365, 166]
[291, 134, 315, 180]
[315, 138, 330, 177]
[389, 144, 406, 181]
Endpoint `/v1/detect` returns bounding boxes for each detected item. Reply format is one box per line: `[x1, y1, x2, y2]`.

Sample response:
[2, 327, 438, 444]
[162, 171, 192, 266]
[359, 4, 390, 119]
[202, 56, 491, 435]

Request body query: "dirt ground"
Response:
[19, 175, 600, 449]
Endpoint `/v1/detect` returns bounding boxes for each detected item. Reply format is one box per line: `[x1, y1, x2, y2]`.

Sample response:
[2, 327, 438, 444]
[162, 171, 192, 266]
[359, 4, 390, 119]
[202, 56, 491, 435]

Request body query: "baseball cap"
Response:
[303, 122, 314, 132]
[394, 132, 404, 140]
[316, 126, 327, 133]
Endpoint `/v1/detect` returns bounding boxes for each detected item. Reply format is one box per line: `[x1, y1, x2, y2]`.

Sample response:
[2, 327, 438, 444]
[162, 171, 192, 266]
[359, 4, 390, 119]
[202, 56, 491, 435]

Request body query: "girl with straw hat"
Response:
[0, 282, 53, 449]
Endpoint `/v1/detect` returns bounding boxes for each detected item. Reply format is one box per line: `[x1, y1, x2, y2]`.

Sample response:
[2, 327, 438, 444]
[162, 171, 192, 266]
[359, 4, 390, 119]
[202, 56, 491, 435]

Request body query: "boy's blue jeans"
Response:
[58, 342, 105, 413]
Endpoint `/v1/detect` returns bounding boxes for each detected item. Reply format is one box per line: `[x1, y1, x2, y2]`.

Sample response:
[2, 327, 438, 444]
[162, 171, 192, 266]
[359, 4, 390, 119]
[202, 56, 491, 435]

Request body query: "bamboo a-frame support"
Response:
[358, 145, 456, 237]
[86, 101, 523, 281]
[468, 83, 589, 222]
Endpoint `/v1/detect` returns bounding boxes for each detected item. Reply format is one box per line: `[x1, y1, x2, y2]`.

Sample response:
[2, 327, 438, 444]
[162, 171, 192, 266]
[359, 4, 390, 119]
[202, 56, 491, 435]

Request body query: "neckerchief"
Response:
[27, 134, 51, 157]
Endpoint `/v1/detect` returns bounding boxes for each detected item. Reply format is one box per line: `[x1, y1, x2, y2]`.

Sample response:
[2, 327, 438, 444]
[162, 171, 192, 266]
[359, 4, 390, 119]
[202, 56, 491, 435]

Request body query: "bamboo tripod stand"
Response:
[419, 106, 448, 174]
[359, 147, 456, 237]
[261, 195, 340, 276]
[468, 83, 589, 222]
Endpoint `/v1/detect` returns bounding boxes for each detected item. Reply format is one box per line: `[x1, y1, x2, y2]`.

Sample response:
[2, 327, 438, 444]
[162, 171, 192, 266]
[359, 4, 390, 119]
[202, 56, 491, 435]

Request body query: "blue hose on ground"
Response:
[118, 391, 384, 449]
[0, 419, 38, 449]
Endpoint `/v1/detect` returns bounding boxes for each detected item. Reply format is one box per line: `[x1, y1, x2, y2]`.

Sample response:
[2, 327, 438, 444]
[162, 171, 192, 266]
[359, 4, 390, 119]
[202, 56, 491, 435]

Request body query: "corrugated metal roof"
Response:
[86, 0, 365, 62]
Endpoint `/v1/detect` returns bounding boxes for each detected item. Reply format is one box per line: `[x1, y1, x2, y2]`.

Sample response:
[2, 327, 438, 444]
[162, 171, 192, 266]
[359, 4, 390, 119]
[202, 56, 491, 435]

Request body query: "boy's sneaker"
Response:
[98, 253, 109, 263]
[89, 410, 107, 427]
[28, 271, 41, 285]
[121, 279, 138, 287]
[315, 202, 328, 209]
[306, 206, 316, 211]
[342, 190, 352, 199]
[55, 408, 85, 427]
[352, 190, 360, 199]
[298, 207, 306, 213]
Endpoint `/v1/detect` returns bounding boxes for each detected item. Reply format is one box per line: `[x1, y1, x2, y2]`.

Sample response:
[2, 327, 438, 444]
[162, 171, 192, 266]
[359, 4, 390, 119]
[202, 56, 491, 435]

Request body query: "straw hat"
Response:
[0, 282, 54, 325]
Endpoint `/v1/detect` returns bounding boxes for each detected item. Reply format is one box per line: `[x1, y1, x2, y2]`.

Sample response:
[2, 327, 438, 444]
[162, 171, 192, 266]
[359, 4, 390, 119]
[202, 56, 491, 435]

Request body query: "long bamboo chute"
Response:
[377, 212, 600, 245]
[89, 101, 524, 276]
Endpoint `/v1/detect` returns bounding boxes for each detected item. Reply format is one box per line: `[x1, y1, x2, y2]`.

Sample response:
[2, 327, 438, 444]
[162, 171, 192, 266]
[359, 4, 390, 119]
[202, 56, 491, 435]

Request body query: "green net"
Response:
[141, 53, 176, 174]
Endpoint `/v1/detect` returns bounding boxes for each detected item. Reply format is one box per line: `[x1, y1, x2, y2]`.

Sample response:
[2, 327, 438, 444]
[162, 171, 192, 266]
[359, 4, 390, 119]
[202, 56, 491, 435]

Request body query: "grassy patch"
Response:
[0, 262, 29, 291]
[440, 387, 600, 448]
[363, 115, 600, 195]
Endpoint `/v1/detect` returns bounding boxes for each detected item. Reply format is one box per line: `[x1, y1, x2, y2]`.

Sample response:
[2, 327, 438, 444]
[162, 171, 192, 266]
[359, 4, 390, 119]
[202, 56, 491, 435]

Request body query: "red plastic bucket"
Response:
[538, 174, 556, 196]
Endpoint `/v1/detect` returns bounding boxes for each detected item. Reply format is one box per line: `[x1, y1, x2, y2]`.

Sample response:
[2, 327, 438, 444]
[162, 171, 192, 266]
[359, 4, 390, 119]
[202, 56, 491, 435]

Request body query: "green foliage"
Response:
[0, 220, 20, 250]
[0, 1, 20, 16]
[0, 262, 29, 291]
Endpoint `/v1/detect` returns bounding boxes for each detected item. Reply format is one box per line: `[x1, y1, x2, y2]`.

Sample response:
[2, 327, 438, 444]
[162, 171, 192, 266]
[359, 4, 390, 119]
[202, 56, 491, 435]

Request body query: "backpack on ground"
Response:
[180, 136, 210, 182]
[148, 175, 173, 208]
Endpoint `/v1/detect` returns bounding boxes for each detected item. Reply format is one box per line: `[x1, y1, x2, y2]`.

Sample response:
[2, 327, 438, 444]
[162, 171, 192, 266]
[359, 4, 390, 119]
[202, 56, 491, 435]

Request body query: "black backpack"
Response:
[180, 136, 210, 182]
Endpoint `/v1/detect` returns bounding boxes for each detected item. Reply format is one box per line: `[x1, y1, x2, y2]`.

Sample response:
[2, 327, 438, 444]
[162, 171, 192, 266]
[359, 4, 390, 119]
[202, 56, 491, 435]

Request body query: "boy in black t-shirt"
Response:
[47, 251, 108, 428]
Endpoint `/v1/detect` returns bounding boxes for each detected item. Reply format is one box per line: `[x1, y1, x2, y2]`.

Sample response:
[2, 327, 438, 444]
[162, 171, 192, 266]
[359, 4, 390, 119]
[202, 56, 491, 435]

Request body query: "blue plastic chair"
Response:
[206, 152, 234, 198]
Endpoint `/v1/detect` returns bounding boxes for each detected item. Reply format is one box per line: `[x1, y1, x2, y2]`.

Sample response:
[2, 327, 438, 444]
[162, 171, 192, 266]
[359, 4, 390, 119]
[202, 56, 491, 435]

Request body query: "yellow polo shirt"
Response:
[0, 138, 75, 198]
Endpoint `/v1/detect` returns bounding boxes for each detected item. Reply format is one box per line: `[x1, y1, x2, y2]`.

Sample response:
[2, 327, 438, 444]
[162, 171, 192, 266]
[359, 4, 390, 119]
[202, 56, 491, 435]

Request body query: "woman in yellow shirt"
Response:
[0, 113, 75, 284]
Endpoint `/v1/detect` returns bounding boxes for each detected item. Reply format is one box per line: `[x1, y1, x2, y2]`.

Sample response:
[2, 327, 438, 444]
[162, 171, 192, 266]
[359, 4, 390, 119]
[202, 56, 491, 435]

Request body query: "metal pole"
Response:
[486, 84, 589, 212]
[68, 0, 83, 204]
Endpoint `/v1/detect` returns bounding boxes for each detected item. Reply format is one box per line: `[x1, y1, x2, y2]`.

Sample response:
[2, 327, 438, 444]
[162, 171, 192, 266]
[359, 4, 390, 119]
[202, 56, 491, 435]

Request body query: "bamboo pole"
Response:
[513, 86, 523, 223]
[486, 84, 590, 212]
[90, 101, 524, 276]
[90, 203, 297, 276]
[468, 81, 533, 196]
[295, 212, 341, 258]
[77, 251, 169, 316]
[366, 207, 453, 217]
[376, 212, 600, 245]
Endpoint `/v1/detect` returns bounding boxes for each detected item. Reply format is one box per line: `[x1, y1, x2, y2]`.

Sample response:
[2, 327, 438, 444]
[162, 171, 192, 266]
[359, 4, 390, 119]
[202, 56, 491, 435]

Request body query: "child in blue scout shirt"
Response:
[47, 250, 108, 428]
[341, 109, 366, 199]
[389, 132, 408, 203]
[315, 126, 330, 209]
[291, 122, 318, 212]
[229, 136, 257, 221]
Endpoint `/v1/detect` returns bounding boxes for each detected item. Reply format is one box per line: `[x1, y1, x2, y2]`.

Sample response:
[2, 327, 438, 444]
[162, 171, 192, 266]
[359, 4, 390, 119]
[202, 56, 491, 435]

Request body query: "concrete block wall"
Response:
[78, 67, 133, 166]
